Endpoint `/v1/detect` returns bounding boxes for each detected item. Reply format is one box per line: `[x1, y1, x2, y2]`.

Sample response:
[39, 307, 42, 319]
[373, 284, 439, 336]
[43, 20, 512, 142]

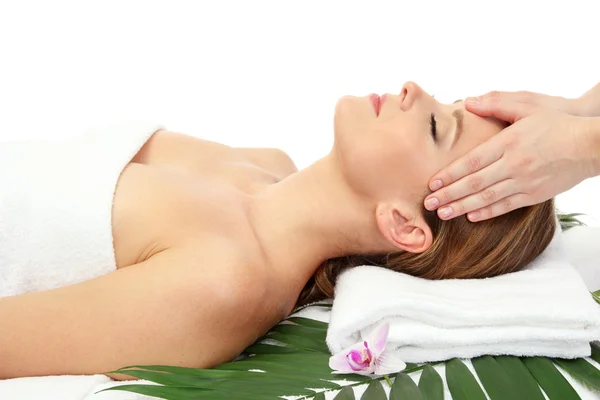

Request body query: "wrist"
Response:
[580, 117, 600, 178]
[569, 96, 593, 117]
[575, 87, 600, 117]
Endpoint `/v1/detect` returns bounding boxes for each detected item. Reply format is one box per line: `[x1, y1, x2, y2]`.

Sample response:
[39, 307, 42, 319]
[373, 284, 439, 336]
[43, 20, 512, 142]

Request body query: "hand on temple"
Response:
[423, 90, 600, 222]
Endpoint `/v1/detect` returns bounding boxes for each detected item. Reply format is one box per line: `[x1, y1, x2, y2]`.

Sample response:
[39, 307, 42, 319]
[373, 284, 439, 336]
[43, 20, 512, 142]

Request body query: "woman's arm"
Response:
[0, 242, 266, 380]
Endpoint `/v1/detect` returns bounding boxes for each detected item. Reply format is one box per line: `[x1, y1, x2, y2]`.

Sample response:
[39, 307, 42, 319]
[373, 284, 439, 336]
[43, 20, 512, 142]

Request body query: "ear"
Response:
[375, 202, 433, 253]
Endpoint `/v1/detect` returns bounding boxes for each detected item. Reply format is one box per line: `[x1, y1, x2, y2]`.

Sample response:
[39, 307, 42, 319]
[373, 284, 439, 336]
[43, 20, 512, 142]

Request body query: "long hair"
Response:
[296, 198, 556, 308]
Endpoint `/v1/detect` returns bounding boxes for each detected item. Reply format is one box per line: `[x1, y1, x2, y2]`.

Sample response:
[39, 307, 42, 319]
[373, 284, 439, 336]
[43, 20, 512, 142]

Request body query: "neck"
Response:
[247, 154, 387, 294]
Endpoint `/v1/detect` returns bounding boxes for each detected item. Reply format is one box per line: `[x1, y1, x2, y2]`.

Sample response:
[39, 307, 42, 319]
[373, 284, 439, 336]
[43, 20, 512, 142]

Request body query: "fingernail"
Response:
[430, 180, 443, 191]
[439, 207, 452, 219]
[465, 98, 479, 106]
[425, 197, 439, 210]
[468, 211, 480, 221]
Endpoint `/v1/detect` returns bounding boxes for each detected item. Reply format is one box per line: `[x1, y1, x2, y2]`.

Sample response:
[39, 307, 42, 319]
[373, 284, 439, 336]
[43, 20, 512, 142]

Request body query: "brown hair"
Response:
[296, 198, 556, 308]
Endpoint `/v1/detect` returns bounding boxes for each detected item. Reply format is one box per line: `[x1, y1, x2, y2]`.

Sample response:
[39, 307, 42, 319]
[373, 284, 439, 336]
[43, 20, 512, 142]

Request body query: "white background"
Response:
[1, 0, 599, 224]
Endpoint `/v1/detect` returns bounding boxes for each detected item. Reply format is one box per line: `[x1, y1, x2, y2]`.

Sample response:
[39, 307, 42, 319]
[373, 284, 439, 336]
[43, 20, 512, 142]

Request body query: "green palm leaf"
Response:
[418, 365, 443, 400]
[522, 357, 581, 399]
[287, 316, 330, 329]
[592, 342, 600, 363]
[494, 356, 545, 400]
[243, 343, 300, 355]
[334, 386, 356, 400]
[361, 380, 387, 400]
[554, 358, 600, 391]
[471, 356, 518, 400]
[557, 211, 587, 231]
[99, 211, 600, 399]
[445, 359, 487, 400]
[390, 372, 425, 400]
[267, 331, 330, 353]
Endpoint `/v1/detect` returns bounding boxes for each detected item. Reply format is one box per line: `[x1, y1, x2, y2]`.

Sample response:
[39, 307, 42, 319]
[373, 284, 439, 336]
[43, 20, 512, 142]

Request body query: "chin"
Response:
[334, 95, 359, 117]
[334, 95, 369, 131]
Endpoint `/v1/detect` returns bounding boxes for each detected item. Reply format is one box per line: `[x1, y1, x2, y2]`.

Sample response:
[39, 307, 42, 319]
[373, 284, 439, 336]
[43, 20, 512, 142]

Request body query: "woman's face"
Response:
[333, 81, 506, 204]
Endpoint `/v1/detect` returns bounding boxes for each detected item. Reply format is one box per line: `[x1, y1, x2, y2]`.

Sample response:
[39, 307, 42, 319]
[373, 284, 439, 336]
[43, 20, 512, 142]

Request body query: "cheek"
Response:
[389, 129, 443, 196]
[376, 122, 423, 166]
[393, 150, 434, 197]
[363, 124, 436, 197]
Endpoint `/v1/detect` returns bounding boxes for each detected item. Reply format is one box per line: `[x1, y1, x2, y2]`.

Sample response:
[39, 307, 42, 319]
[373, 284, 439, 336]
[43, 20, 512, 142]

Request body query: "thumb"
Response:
[465, 97, 537, 123]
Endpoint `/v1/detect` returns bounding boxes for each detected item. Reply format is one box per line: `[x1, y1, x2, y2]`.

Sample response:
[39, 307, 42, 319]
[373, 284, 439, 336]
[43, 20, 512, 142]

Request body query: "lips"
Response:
[369, 93, 381, 116]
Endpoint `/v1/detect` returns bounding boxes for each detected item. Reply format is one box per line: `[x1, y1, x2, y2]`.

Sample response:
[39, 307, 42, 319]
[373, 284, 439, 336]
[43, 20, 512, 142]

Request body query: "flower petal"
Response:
[329, 351, 354, 373]
[332, 363, 376, 375]
[329, 341, 364, 372]
[365, 321, 389, 358]
[374, 348, 406, 376]
[347, 348, 370, 370]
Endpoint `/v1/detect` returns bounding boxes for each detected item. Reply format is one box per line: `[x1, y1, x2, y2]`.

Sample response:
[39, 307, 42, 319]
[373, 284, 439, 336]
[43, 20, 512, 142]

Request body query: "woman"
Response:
[0, 81, 555, 380]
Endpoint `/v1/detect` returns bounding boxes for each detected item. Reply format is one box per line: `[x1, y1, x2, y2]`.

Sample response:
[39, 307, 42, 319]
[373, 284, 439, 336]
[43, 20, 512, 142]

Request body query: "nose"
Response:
[399, 81, 424, 111]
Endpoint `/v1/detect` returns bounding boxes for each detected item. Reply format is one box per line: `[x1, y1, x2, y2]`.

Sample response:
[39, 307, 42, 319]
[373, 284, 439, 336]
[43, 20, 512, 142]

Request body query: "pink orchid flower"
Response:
[329, 321, 406, 376]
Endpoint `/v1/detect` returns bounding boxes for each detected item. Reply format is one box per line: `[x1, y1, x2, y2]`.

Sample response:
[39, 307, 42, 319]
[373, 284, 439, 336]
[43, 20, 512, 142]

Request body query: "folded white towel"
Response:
[295, 304, 600, 400]
[0, 122, 162, 297]
[326, 224, 600, 363]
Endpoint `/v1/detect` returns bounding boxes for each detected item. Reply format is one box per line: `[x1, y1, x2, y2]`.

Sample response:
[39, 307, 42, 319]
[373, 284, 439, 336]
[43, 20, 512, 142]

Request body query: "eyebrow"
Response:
[450, 109, 464, 148]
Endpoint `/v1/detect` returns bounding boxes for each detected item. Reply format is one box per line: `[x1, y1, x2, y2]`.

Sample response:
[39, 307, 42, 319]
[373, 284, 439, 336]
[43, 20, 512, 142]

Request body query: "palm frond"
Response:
[557, 211, 587, 231]
[99, 311, 600, 399]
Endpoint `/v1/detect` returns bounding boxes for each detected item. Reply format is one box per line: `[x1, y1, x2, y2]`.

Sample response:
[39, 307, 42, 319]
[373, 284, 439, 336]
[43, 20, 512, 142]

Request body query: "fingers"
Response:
[465, 193, 530, 222]
[471, 90, 536, 106]
[425, 160, 509, 214]
[465, 94, 537, 123]
[429, 178, 518, 220]
[427, 131, 507, 192]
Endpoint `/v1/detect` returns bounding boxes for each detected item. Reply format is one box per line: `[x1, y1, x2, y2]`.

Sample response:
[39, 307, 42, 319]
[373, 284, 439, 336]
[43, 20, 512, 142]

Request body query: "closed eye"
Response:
[429, 113, 437, 141]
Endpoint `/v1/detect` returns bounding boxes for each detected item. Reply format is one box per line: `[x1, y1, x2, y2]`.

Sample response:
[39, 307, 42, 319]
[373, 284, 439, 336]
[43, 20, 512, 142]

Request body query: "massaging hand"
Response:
[424, 91, 597, 221]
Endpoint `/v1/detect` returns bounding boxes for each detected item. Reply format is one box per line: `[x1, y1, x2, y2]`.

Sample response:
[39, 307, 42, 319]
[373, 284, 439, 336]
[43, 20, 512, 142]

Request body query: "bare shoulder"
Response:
[236, 147, 298, 179]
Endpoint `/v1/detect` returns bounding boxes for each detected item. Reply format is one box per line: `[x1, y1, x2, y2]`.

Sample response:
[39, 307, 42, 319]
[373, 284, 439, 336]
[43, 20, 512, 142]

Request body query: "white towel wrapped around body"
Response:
[326, 223, 600, 363]
[0, 123, 176, 400]
[0, 123, 163, 297]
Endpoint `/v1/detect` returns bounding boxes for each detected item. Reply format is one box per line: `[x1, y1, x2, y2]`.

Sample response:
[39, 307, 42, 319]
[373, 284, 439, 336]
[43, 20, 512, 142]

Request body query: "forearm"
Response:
[577, 82, 600, 117]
